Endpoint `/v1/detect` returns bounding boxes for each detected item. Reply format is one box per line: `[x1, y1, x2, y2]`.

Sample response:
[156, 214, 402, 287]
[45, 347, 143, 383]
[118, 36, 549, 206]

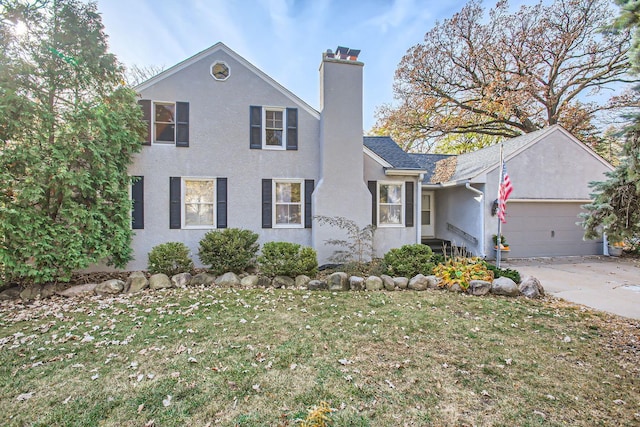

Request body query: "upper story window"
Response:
[211, 61, 230, 81]
[250, 106, 297, 150]
[138, 100, 190, 147]
[378, 182, 404, 226]
[265, 109, 284, 148]
[155, 102, 175, 143]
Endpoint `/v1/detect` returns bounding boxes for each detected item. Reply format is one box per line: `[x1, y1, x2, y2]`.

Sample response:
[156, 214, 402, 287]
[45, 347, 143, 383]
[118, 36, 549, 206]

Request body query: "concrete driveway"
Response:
[503, 256, 640, 320]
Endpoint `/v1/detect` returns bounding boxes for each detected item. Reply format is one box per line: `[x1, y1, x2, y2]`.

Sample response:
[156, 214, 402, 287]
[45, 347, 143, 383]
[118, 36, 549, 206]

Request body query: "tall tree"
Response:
[373, 0, 635, 152]
[581, 0, 640, 244]
[0, 0, 146, 284]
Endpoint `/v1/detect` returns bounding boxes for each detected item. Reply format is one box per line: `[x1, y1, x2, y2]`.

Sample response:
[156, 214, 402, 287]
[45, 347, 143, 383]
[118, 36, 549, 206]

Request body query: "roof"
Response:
[363, 136, 424, 170]
[409, 153, 455, 182]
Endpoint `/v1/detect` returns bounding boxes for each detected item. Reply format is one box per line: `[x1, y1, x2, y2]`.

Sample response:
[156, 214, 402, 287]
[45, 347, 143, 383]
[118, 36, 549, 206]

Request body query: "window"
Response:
[378, 182, 404, 226]
[138, 100, 189, 147]
[211, 61, 230, 81]
[183, 179, 215, 228]
[154, 102, 175, 143]
[273, 180, 303, 227]
[170, 177, 226, 229]
[250, 106, 298, 150]
[265, 109, 284, 147]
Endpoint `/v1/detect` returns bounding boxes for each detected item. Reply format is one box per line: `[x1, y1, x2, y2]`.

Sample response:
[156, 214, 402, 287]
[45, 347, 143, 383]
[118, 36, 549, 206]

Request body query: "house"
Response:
[127, 43, 425, 270]
[126, 42, 612, 270]
[410, 125, 613, 258]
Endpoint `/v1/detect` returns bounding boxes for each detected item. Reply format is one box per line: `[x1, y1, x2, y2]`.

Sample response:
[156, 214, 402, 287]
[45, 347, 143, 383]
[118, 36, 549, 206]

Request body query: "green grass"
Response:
[0, 287, 638, 426]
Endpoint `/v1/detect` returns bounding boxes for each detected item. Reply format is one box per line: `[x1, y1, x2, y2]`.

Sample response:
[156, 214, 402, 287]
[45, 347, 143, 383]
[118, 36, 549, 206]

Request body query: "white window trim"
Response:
[262, 106, 287, 150]
[181, 177, 217, 230]
[272, 178, 304, 229]
[210, 60, 230, 81]
[152, 101, 176, 146]
[378, 181, 404, 227]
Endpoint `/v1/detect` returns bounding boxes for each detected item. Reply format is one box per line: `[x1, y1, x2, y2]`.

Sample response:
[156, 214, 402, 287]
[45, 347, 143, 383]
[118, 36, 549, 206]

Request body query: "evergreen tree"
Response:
[0, 0, 146, 284]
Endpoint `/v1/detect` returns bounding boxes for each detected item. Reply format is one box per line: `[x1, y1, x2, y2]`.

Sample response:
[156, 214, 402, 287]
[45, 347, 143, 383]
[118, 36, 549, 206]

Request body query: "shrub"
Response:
[433, 257, 494, 291]
[314, 216, 376, 266]
[258, 242, 318, 277]
[147, 242, 194, 276]
[198, 228, 259, 275]
[383, 244, 436, 277]
[484, 262, 521, 283]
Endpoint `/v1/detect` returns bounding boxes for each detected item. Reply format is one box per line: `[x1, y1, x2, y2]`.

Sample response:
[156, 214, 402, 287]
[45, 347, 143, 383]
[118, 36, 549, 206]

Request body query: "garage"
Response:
[502, 201, 603, 258]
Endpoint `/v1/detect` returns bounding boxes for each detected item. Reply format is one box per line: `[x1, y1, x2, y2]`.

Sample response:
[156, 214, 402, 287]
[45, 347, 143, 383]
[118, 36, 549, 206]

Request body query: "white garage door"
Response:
[502, 202, 602, 258]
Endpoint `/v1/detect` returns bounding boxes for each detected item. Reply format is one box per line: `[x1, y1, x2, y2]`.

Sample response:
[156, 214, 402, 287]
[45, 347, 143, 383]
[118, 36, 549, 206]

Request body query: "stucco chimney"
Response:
[312, 47, 372, 264]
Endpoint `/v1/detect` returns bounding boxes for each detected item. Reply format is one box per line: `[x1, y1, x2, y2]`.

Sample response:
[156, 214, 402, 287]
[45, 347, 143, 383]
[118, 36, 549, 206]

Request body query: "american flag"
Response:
[497, 162, 513, 223]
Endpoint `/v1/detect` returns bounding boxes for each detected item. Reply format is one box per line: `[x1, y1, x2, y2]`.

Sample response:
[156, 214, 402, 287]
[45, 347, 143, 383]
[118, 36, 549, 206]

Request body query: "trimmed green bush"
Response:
[258, 242, 318, 278]
[383, 244, 436, 277]
[198, 228, 259, 275]
[148, 242, 194, 276]
[484, 262, 521, 283]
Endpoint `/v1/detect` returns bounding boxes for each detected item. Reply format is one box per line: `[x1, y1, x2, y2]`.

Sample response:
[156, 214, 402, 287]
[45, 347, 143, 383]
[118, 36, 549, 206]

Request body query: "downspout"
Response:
[465, 182, 485, 258]
[416, 174, 423, 244]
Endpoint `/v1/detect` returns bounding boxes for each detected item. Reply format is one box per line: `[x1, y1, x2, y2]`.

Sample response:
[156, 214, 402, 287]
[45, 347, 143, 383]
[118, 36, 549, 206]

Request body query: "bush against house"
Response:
[383, 244, 436, 277]
[258, 242, 318, 278]
[198, 228, 259, 275]
[148, 242, 194, 276]
[0, 0, 146, 284]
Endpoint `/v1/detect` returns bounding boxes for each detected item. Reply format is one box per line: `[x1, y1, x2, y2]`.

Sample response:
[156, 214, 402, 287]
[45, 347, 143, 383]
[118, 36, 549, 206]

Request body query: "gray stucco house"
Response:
[126, 42, 612, 270]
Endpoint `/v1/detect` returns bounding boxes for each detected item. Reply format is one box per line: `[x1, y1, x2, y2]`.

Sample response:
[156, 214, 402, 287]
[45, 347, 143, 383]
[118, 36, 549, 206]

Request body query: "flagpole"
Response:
[496, 144, 504, 269]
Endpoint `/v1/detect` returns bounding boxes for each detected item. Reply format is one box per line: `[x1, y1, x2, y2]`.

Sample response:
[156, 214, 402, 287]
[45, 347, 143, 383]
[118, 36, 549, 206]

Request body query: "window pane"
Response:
[266, 129, 283, 146]
[185, 203, 214, 226]
[421, 211, 431, 225]
[275, 182, 301, 203]
[380, 205, 402, 224]
[380, 184, 402, 204]
[155, 123, 175, 142]
[275, 204, 301, 224]
[155, 104, 175, 123]
[266, 110, 283, 128]
[185, 180, 214, 203]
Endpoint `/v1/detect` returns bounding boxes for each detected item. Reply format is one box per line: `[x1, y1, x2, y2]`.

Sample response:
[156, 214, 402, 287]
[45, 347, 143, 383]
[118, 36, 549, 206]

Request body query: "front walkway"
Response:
[504, 256, 640, 320]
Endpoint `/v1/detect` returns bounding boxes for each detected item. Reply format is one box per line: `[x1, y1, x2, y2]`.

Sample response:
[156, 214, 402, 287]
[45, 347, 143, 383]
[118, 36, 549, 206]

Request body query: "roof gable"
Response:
[436, 125, 613, 184]
[135, 42, 319, 119]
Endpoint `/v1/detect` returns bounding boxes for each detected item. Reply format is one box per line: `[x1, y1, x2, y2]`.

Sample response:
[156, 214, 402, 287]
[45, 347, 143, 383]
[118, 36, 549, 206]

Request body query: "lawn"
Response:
[0, 286, 638, 426]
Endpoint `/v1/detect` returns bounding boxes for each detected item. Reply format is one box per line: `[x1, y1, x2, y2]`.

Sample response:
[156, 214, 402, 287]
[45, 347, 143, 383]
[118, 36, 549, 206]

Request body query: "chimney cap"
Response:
[334, 46, 360, 60]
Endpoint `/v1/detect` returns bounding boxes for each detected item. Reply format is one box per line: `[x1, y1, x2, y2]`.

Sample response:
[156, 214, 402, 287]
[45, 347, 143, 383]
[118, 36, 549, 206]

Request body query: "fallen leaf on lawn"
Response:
[175, 345, 187, 354]
[228, 381, 238, 390]
[546, 394, 556, 400]
[290, 363, 297, 370]
[188, 357, 197, 363]
[613, 399, 626, 405]
[162, 395, 172, 407]
[16, 392, 34, 401]
[533, 410, 546, 419]
[63, 395, 72, 405]
[338, 358, 353, 366]
[137, 403, 144, 413]
[91, 374, 99, 380]
[385, 379, 395, 389]
[505, 358, 513, 365]
[481, 390, 490, 397]
[252, 384, 260, 391]
[144, 420, 155, 427]
[171, 372, 180, 378]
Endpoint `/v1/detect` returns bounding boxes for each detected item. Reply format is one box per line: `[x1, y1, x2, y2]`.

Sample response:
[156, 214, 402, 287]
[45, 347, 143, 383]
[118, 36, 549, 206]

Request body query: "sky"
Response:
[96, 0, 474, 131]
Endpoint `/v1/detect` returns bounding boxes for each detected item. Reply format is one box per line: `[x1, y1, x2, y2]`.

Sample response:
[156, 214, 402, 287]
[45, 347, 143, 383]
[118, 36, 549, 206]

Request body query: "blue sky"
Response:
[97, 0, 544, 131]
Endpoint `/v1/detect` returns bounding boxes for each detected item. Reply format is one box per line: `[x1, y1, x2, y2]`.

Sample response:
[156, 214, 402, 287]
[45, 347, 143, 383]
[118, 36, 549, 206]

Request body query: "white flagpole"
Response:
[496, 144, 504, 268]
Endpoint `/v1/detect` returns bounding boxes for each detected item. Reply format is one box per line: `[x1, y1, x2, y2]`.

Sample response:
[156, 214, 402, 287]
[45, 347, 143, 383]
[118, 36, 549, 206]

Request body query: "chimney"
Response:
[312, 46, 372, 264]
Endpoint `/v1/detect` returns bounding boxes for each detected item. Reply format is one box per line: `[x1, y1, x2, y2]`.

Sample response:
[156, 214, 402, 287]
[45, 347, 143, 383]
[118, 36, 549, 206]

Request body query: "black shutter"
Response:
[217, 178, 228, 229]
[250, 106, 262, 149]
[176, 101, 189, 147]
[368, 180, 377, 226]
[169, 177, 181, 229]
[131, 176, 144, 229]
[304, 179, 314, 228]
[138, 100, 151, 145]
[405, 181, 414, 227]
[262, 179, 272, 228]
[286, 108, 298, 150]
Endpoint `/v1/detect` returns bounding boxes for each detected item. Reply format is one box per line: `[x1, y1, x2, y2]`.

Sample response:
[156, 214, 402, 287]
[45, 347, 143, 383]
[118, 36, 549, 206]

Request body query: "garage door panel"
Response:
[502, 203, 602, 258]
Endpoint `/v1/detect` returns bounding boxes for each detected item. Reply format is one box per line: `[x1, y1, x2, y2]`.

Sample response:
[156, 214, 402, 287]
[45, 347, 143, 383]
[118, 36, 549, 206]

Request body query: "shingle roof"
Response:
[409, 153, 454, 182]
[363, 136, 424, 169]
[444, 126, 555, 183]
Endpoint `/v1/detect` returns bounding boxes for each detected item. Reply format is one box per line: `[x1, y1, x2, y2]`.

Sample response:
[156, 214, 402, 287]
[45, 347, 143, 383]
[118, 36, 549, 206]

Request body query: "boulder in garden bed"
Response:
[519, 276, 545, 299]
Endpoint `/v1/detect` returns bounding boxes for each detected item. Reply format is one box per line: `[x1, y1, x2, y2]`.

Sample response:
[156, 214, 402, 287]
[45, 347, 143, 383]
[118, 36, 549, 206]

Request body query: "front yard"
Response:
[0, 286, 638, 426]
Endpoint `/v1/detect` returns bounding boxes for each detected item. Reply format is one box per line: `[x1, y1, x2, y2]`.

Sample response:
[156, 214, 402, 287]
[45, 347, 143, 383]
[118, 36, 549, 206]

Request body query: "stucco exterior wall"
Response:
[127, 48, 321, 270]
[433, 185, 485, 256]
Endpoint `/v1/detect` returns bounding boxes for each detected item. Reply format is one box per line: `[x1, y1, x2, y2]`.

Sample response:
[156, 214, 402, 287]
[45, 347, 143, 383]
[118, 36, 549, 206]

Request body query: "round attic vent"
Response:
[211, 61, 229, 81]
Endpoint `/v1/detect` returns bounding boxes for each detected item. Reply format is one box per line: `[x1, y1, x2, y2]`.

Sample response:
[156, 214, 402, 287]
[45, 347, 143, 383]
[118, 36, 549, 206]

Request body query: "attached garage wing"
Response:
[502, 202, 602, 258]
